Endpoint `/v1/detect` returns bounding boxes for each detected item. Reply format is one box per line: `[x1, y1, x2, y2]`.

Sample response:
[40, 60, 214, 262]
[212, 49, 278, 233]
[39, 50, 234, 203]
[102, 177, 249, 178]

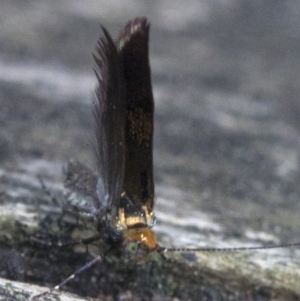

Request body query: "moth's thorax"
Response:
[122, 227, 157, 250]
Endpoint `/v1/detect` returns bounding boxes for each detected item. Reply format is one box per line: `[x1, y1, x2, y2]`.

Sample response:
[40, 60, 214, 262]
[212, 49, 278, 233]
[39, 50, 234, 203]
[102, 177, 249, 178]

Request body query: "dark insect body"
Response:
[64, 17, 159, 261]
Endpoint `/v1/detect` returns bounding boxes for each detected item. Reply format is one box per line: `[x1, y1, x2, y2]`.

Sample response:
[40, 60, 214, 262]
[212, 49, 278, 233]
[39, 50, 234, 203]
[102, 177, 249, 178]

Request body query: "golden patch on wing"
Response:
[127, 108, 152, 144]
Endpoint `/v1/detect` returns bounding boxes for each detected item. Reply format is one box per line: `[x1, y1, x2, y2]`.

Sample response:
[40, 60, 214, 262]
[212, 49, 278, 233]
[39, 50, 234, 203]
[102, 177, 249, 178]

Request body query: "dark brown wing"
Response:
[118, 17, 155, 211]
[93, 28, 126, 218]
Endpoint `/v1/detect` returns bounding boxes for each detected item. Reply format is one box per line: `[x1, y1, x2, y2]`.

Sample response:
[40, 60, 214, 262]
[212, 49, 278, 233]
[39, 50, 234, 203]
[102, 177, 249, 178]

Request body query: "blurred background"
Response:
[1, 0, 300, 299]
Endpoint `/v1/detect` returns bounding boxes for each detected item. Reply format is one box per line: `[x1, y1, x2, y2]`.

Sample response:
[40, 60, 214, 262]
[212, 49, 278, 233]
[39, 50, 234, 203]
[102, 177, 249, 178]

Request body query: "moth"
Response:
[63, 17, 159, 261]
[51, 16, 300, 291]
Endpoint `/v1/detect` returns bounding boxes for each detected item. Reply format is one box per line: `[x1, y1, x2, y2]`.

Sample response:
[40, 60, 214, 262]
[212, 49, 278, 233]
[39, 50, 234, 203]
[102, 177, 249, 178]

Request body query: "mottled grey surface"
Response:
[1, 1, 300, 300]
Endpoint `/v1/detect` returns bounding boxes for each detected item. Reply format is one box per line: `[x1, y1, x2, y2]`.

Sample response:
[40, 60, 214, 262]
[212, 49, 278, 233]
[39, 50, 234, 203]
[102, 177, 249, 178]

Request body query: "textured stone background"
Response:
[1, 1, 300, 300]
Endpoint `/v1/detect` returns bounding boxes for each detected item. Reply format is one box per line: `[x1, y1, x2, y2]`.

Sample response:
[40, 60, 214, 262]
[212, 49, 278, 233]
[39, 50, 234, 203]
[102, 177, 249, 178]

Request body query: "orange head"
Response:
[122, 227, 157, 250]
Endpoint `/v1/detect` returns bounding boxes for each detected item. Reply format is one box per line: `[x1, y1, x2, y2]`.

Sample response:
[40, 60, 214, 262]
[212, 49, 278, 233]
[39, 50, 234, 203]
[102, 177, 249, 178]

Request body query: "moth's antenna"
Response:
[53, 255, 102, 290]
[30, 255, 102, 300]
[162, 241, 300, 253]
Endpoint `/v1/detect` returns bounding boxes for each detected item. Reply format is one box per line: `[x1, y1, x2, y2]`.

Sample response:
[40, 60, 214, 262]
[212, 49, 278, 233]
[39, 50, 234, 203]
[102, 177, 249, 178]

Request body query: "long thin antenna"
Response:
[163, 241, 300, 253]
[30, 256, 102, 300]
[54, 255, 102, 290]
